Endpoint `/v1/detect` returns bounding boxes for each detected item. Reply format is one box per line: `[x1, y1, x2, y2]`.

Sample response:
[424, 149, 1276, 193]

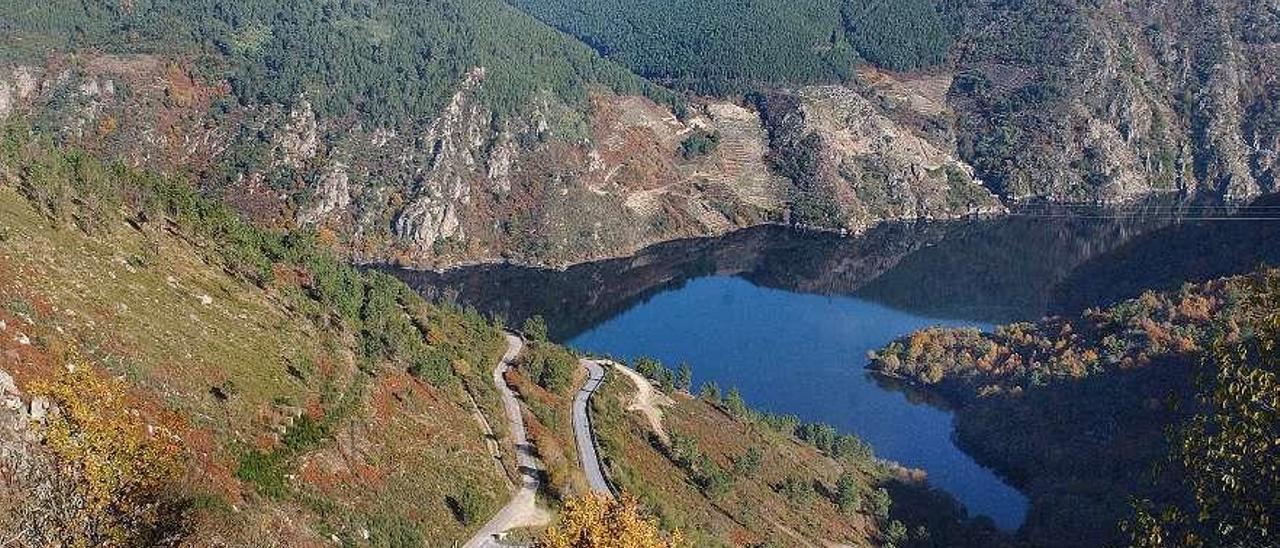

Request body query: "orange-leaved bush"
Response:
[539, 493, 684, 548]
[27, 359, 185, 545]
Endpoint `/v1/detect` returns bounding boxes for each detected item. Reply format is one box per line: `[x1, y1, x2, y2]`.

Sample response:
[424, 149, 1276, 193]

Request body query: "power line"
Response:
[1006, 213, 1280, 221]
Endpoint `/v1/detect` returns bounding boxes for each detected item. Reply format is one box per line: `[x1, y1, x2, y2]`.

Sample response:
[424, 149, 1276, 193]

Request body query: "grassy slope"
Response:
[0, 180, 509, 543]
[590, 371, 878, 546]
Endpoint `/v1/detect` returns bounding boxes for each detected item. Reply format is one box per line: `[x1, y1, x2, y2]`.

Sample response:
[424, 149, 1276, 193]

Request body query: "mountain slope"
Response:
[1, 0, 1276, 272]
[946, 0, 1280, 202]
[1, 0, 662, 123]
[0, 130, 513, 543]
[505, 0, 952, 93]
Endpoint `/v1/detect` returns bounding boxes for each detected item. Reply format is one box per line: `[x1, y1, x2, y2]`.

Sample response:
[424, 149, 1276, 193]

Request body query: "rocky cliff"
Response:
[2, 0, 1275, 268]
[946, 0, 1280, 202]
[1, 54, 998, 268]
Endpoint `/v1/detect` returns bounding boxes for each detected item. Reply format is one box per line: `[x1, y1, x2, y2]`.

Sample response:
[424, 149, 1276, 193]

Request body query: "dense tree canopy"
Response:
[1, 0, 660, 124]
[842, 0, 952, 71]
[506, 0, 952, 95]
[1126, 273, 1280, 547]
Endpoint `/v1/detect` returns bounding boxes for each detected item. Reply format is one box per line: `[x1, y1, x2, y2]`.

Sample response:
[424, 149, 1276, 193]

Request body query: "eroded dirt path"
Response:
[611, 362, 674, 446]
[464, 333, 551, 548]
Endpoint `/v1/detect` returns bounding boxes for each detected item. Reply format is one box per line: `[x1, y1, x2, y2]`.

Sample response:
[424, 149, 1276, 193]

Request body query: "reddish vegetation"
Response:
[870, 274, 1258, 400]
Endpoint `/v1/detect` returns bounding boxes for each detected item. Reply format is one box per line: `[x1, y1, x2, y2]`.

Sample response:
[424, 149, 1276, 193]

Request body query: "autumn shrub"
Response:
[22, 361, 186, 545]
[1124, 273, 1280, 547]
[539, 493, 684, 548]
[867, 273, 1259, 401]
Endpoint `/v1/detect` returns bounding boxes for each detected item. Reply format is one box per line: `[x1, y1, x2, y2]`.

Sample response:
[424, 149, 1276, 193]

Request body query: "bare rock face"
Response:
[0, 79, 12, 120]
[277, 100, 319, 170]
[298, 161, 352, 226]
[948, 0, 1278, 203]
[393, 68, 489, 249]
[758, 76, 1003, 232]
[0, 66, 41, 120]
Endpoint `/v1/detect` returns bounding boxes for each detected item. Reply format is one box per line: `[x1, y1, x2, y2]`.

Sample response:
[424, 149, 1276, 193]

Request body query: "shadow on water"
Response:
[382, 196, 1280, 531]
[387, 196, 1279, 339]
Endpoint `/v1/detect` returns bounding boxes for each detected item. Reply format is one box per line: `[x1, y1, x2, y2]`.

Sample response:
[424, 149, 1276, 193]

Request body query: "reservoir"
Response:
[390, 202, 1280, 533]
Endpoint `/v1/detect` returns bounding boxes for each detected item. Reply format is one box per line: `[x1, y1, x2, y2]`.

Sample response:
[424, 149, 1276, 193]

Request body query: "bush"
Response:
[680, 129, 721, 159]
[23, 362, 185, 544]
[733, 447, 763, 475]
[523, 315, 550, 342]
[776, 475, 813, 506]
[835, 473, 861, 513]
[521, 343, 577, 394]
[868, 487, 892, 519]
[447, 484, 489, 526]
[236, 450, 290, 499]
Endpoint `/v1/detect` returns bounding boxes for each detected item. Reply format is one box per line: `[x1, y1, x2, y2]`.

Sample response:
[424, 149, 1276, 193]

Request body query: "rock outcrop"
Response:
[947, 0, 1279, 203]
[2, 0, 1275, 268]
[757, 80, 1004, 233]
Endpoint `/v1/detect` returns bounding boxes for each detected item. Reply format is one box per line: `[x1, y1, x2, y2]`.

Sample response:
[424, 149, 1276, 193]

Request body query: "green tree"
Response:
[1125, 274, 1280, 547]
[633, 356, 662, 380]
[835, 473, 861, 514]
[732, 446, 763, 475]
[724, 388, 747, 417]
[523, 315, 550, 342]
[776, 475, 813, 506]
[676, 362, 693, 392]
[521, 344, 576, 394]
[699, 381, 721, 402]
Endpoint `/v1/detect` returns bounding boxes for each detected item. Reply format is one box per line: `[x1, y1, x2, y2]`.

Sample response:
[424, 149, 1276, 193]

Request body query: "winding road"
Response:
[464, 334, 550, 548]
[464, 344, 618, 546]
[574, 359, 614, 497]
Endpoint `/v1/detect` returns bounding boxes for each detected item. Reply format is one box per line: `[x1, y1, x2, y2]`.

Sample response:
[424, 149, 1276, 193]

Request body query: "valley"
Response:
[1, 0, 1277, 545]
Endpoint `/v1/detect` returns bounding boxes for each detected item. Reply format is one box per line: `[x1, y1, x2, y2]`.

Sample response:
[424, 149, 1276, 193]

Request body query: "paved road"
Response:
[573, 359, 614, 497]
[464, 334, 550, 548]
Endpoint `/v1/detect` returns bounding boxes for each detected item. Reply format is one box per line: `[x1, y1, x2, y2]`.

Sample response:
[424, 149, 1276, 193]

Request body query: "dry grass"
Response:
[590, 371, 878, 547]
[0, 186, 508, 543]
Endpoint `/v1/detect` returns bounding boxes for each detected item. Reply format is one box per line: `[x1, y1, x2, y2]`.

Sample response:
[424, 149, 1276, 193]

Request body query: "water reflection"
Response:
[385, 197, 1279, 532]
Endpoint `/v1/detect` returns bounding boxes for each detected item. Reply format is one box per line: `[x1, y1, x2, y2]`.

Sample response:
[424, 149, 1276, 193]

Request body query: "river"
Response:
[387, 199, 1280, 532]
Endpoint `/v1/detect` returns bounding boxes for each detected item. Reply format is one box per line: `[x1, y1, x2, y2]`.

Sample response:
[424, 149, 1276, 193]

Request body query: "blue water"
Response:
[568, 275, 1029, 530]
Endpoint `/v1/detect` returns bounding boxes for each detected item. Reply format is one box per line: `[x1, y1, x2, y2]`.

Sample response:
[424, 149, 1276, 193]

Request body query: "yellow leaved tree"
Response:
[539, 493, 685, 548]
[21, 360, 185, 546]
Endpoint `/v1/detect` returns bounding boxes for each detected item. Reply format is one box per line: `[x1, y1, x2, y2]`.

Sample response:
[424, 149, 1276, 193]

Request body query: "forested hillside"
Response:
[869, 269, 1279, 547]
[505, 0, 951, 94]
[943, 0, 1280, 201]
[2, 0, 661, 124]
